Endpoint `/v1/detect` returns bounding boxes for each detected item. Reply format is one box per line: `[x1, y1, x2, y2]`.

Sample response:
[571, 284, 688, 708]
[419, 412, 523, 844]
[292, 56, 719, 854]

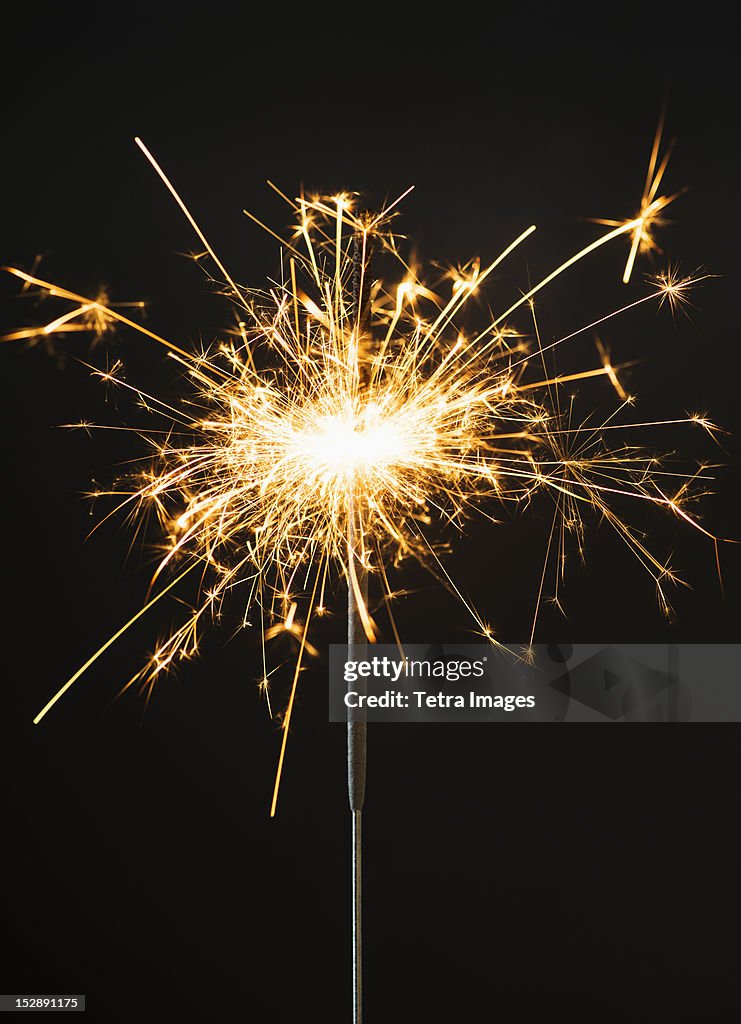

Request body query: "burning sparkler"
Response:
[3, 122, 726, 1024]
[4, 138, 720, 766]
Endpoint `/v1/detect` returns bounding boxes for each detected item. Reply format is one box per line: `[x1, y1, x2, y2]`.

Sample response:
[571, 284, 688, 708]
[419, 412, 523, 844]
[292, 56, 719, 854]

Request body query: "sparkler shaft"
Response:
[348, 222, 371, 1024]
[347, 567, 368, 810]
[348, 566, 367, 1024]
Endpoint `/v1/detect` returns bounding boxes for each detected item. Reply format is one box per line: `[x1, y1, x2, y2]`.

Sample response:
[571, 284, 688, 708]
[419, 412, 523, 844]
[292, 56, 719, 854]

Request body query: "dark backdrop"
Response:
[2, 9, 739, 1022]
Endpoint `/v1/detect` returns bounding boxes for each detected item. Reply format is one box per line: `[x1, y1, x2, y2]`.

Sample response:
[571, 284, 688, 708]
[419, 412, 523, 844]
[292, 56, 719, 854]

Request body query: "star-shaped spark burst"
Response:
[589, 111, 687, 284]
[2, 266, 146, 352]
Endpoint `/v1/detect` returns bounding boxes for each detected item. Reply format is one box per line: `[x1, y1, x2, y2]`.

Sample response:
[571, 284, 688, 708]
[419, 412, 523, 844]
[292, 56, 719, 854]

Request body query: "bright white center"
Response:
[295, 409, 409, 478]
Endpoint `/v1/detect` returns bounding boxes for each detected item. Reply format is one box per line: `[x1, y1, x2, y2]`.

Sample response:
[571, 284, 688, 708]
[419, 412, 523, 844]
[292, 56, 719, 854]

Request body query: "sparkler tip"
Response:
[13, 139, 726, 785]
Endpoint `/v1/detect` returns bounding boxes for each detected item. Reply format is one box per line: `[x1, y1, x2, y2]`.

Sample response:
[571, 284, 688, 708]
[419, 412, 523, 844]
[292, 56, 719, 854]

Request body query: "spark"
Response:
[2, 275, 146, 349]
[5, 138, 724, 813]
[653, 265, 714, 316]
[589, 111, 686, 284]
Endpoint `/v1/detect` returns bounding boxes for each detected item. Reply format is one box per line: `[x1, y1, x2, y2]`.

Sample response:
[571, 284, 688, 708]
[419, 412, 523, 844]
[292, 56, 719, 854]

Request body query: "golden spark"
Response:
[2, 275, 146, 350]
[589, 110, 687, 284]
[3, 134, 723, 814]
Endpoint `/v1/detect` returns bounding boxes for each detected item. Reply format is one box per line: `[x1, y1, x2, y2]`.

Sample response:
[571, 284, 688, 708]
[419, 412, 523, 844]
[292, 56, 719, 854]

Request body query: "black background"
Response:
[2, 8, 740, 1022]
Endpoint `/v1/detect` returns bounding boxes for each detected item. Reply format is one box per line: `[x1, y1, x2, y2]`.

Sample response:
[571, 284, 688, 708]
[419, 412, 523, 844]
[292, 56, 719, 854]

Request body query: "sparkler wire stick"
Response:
[347, 560, 367, 1024]
[347, 226, 371, 1024]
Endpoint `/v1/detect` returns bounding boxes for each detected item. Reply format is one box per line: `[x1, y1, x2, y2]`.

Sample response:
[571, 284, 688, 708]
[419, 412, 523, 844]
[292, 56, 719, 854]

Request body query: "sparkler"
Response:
[2, 124, 724, 1023]
[347, 228, 371, 1024]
